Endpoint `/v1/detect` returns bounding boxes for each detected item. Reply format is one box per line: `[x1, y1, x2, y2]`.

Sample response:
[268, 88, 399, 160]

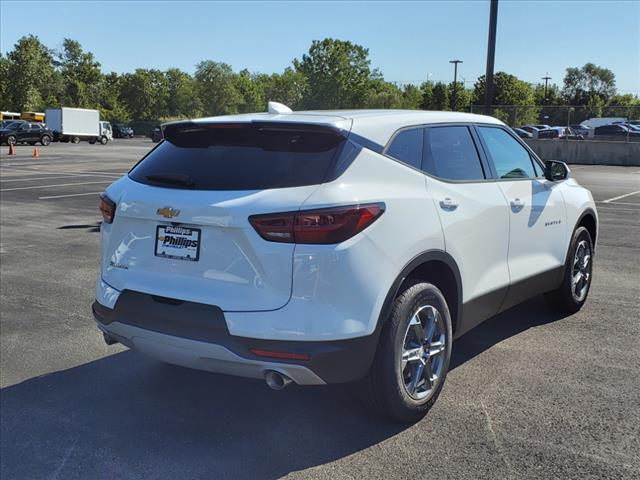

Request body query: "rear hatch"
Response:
[101, 120, 349, 311]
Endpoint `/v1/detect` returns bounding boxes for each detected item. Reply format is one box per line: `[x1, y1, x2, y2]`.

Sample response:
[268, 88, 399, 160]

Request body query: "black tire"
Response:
[71, 136, 80, 144]
[367, 280, 453, 423]
[544, 226, 594, 314]
[99, 136, 108, 145]
[40, 135, 51, 146]
[7, 135, 16, 146]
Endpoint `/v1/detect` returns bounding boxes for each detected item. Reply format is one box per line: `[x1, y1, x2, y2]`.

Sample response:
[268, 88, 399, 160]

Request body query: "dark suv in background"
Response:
[0, 122, 53, 146]
[594, 124, 640, 138]
[113, 124, 134, 138]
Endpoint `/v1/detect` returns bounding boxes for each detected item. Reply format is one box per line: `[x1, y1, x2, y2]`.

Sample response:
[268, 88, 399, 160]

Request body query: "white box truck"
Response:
[45, 107, 112, 144]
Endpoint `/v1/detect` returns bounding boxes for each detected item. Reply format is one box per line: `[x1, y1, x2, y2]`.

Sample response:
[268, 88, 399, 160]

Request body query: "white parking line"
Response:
[602, 190, 640, 203]
[0, 167, 123, 179]
[597, 201, 640, 207]
[594, 205, 640, 212]
[0, 174, 113, 183]
[0, 180, 112, 192]
[39, 191, 104, 200]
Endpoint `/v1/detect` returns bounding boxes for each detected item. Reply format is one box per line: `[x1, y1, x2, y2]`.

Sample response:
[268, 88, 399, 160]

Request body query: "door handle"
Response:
[510, 198, 525, 211]
[439, 197, 459, 211]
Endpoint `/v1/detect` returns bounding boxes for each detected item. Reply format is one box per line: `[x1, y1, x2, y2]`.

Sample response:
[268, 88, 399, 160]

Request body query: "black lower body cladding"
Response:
[92, 291, 380, 384]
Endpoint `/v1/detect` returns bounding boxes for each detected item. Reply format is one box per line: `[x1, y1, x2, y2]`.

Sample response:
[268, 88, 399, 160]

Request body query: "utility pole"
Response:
[541, 74, 552, 124]
[542, 74, 552, 104]
[484, 0, 499, 115]
[449, 59, 463, 111]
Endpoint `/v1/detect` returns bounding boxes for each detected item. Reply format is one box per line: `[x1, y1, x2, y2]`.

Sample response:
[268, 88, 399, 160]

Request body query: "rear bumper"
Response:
[92, 292, 380, 385]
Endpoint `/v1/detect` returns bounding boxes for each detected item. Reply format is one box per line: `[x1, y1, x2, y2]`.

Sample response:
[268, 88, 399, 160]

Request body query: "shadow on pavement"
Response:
[451, 295, 569, 370]
[1, 296, 567, 479]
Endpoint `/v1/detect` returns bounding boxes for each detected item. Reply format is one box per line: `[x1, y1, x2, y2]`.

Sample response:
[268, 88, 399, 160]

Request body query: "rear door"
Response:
[16, 123, 32, 142]
[420, 125, 510, 334]
[102, 121, 349, 311]
[475, 125, 567, 307]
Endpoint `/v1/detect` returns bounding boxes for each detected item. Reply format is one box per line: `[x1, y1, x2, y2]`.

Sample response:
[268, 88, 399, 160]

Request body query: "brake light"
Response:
[249, 203, 384, 244]
[99, 193, 116, 224]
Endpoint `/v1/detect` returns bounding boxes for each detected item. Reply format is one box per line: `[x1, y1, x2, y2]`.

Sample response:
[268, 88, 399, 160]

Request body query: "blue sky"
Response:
[1, 0, 639, 94]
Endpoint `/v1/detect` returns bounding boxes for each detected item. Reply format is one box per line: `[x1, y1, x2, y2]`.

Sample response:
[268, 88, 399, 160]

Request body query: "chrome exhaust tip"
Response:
[264, 370, 293, 390]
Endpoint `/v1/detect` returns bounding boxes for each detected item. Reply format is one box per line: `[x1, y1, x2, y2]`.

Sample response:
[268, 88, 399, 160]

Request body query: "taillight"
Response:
[99, 193, 116, 224]
[249, 203, 385, 244]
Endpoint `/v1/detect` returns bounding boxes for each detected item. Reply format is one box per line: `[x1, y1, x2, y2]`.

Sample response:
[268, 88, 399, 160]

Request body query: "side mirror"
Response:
[544, 160, 570, 182]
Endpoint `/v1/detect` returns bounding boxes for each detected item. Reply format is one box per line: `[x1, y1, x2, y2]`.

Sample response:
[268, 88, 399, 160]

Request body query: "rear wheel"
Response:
[71, 136, 80, 144]
[545, 226, 594, 313]
[367, 281, 452, 423]
[7, 135, 16, 146]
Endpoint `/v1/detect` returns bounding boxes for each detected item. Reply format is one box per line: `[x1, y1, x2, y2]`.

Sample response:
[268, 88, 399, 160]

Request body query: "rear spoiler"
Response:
[161, 121, 347, 145]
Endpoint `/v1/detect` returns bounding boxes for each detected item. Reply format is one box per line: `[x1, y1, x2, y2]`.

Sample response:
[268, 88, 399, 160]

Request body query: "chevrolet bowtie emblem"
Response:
[156, 207, 180, 218]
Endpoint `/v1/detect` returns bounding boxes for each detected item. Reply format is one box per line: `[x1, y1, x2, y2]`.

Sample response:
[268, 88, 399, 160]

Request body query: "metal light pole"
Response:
[484, 0, 499, 115]
[449, 59, 463, 111]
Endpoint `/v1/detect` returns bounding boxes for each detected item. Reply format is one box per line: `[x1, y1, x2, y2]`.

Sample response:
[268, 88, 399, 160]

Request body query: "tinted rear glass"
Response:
[129, 123, 345, 190]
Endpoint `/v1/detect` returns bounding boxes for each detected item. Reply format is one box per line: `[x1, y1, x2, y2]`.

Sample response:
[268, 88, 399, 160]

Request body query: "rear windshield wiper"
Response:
[145, 174, 195, 188]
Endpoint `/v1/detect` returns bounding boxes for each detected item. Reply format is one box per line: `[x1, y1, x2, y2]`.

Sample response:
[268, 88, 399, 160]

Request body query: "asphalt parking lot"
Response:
[1, 139, 639, 479]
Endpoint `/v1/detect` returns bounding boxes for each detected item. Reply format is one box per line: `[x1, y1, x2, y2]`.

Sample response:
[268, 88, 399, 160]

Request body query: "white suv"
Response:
[94, 107, 597, 423]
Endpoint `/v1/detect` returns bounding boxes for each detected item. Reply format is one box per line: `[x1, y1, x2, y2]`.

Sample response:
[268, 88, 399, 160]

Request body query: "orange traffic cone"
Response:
[33, 147, 39, 158]
[8, 143, 15, 155]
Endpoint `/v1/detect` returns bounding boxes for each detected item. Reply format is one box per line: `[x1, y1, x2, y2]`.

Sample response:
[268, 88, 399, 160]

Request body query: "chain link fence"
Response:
[470, 105, 640, 128]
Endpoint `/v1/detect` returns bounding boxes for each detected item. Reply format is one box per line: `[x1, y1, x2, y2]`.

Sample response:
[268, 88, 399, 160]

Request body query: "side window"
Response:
[385, 127, 423, 169]
[423, 126, 485, 181]
[478, 127, 537, 179]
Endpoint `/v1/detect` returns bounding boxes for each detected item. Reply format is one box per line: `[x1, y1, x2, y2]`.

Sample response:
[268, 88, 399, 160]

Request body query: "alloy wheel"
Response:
[401, 304, 447, 400]
[571, 239, 591, 302]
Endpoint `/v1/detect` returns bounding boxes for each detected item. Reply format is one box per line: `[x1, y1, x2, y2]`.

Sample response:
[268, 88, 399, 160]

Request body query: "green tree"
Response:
[194, 61, 242, 116]
[562, 63, 616, 105]
[294, 38, 373, 109]
[235, 69, 264, 113]
[120, 69, 169, 120]
[260, 68, 307, 109]
[0, 54, 11, 109]
[605, 94, 640, 119]
[364, 79, 402, 108]
[432, 82, 450, 110]
[533, 83, 566, 124]
[533, 82, 562, 106]
[56, 38, 102, 108]
[448, 82, 471, 112]
[165, 68, 201, 118]
[99, 72, 130, 122]
[5, 35, 57, 111]
[420, 81, 434, 110]
[473, 72, 538, 125]
[400, 84, 422, 110]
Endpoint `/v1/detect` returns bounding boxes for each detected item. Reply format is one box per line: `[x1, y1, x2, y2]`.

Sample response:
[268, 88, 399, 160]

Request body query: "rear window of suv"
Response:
[129, 122, 345, 190]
